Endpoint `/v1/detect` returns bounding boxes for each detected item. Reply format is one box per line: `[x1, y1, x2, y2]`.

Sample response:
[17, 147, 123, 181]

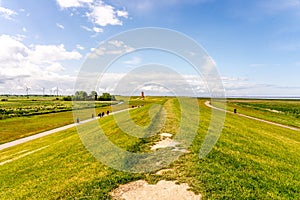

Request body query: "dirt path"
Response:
[110, 180, 201, 200]
[205, 101, 300, 132]
[0, 107, 133, 151]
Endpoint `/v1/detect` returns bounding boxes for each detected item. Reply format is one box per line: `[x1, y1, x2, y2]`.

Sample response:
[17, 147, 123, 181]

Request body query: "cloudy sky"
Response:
[0, 0, 300, 97]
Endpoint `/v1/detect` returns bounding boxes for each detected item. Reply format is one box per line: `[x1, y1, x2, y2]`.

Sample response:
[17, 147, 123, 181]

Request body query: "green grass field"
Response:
[0, 96, 155, 144]
[226, 99, 300, 128]
[0, 97, 300, 199]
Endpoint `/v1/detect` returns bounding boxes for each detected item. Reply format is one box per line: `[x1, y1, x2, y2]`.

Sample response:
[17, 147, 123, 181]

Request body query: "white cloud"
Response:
[87, 2, 123, 26]
[76, 44, 84, 50]
[0, 35, 28, 67]
[56, 0, 93, 9]
[92, 71, 207, 96]
[56, 0, 128, 27]
[0, 6, 17, 20]
[93, 26, 103, 33]
[0, 34, 82, 94]
[117, 10, 128, 18]
[46, 62, 65, 72]
[56, 23, 65, 29]
[88, 40, 135, 58]
[22, 27, 27, 32]
[92, 71, 297, 97]
[30, 44, 81, 63]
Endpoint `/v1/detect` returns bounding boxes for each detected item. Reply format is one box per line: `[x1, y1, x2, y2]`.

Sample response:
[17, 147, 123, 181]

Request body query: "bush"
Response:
[98, 93, 116, 101]
[63, 96, 72, 101]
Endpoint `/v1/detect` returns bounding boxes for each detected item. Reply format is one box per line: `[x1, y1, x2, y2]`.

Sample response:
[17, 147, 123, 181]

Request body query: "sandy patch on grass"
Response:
[110, 180, 201, 200]
[155, 168, 174, 175]
[151, 138, 180, 150]
[151, 133, 189, 153]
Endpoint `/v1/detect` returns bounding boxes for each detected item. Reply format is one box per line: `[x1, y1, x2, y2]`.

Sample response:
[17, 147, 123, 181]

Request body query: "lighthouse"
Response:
[141, 91, 144, 99]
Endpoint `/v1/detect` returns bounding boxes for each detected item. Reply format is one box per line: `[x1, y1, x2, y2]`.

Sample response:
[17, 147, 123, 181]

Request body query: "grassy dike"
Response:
[0, 97, 154, 144]
[1, 98, 300, 199]
[226, 99, 300, 128]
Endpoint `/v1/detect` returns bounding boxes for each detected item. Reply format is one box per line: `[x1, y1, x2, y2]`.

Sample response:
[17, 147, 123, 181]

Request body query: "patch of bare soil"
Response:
[110, 180, 201, 200]
[150, 133, 189, 153]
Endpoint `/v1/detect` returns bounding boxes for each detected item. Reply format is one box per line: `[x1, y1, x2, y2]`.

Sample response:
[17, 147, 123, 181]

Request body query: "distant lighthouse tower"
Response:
[141, 91, 145, 99]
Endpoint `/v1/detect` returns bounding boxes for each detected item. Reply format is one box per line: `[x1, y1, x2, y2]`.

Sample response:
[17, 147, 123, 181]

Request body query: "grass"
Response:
[0, 96, 157, 144]
[0, 96, 121, 120]
[0, 98, 300, 199]
[164, 100, 300, 199]
[0, 97, 163, 199]
[226, 99, 300, 128]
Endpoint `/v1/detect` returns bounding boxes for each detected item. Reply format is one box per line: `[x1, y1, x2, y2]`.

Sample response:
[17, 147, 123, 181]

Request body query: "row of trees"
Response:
[72, 91, 116, 101]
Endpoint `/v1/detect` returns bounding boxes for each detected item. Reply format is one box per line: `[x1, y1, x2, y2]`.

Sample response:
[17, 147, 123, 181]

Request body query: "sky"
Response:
[0, 0, 300, 97]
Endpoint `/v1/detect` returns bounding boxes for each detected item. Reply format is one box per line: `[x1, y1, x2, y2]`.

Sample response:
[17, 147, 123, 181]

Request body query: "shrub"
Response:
[63, 96, 72, 101]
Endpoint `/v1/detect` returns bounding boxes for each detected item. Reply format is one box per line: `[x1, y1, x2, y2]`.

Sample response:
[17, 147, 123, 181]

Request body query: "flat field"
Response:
[0, 96, 154, 144]
[0, 98, 299, 199]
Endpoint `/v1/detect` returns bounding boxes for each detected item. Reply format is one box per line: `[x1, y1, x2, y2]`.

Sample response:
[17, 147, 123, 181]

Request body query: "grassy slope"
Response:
[165, 100, 300, 199]
[226, 99, 300, 128]
[0, 97, 155, 144]
[0, 98, 300, 199]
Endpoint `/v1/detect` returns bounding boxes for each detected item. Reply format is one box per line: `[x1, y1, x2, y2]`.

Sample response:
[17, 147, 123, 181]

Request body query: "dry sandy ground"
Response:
[110, 180, 201, 200]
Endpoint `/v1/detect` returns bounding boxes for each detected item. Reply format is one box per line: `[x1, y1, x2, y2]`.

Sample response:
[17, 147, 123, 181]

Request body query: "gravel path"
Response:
[205, 101, 300, 132]
[0, 107, 133, 151]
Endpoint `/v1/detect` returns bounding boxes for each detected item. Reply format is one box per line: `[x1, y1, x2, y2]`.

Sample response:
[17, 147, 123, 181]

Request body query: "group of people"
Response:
[98, 110, 110, 118]
[76, 110, 110, 123]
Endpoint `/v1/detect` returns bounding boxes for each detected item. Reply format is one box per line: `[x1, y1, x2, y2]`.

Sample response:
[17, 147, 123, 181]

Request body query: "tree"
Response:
[62, 96, 72, 101]
[98, 92, 116, 101]
[74, 91, 88, 101]
[90, 91, 98, 101]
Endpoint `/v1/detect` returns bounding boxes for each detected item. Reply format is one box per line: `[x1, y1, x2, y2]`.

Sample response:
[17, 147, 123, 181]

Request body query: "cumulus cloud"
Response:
[92, 71, 296, 97]
[56, 0, 128, 27]
[90, 68, 209, 96]
[87, 2, 124, 26]
[0, 6, 17, 20]
[0, 34, 82, 94]
[30, 44, 81, 63]
[46, 62, 65, 72]
[0, 35, 28, 67]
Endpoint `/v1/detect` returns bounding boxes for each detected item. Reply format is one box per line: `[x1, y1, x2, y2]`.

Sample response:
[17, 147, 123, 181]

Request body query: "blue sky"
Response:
[0, 0, 299, 97]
